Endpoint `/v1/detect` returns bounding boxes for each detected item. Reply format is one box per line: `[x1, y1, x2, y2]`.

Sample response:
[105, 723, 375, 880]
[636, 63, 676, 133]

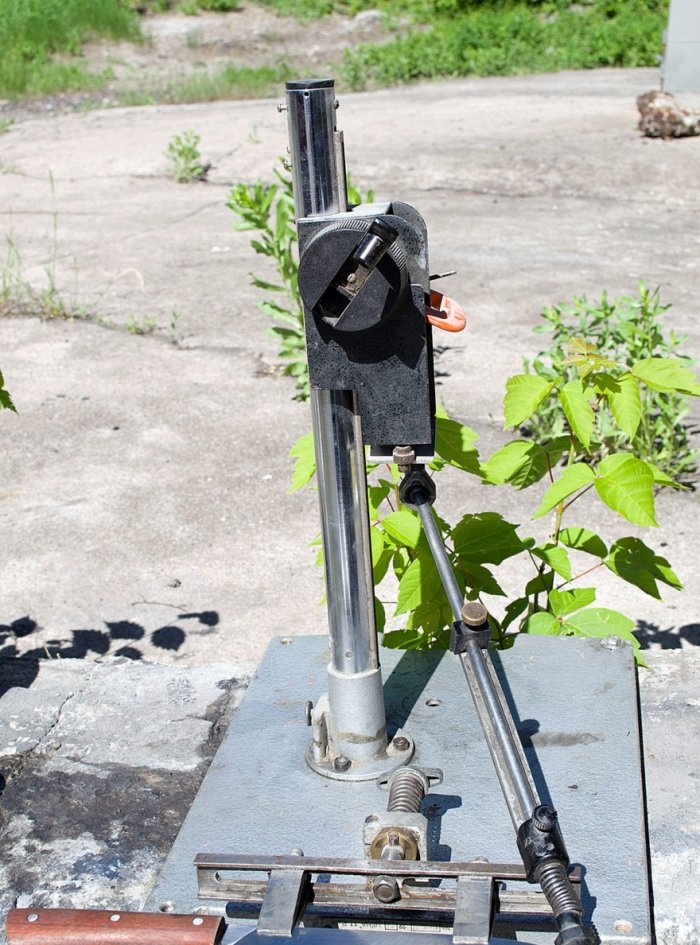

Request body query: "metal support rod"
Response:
[286, 79, 378, 677]
[311, 389, 377, 673]
[412, 486, 538, 827]
[460, 641, 538, 829]
[412, 482, 590, 940]
[413, 491, 463, 621]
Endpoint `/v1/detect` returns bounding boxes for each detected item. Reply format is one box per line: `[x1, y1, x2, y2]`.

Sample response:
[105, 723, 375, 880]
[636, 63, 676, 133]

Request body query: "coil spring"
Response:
[537, 860, 582, 918]
[387, 768, 426, 813]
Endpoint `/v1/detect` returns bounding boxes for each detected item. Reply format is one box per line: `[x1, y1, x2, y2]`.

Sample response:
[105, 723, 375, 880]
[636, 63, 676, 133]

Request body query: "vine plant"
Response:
[229, 166, 700, 662]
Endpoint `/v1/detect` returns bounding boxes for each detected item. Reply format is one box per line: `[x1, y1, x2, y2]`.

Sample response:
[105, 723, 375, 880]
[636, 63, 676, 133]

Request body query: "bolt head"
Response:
[333, 755, 351, 772]
[533, 804, 558, 832]
[392, 735, 410, 752]
[373, 875, 400, 904]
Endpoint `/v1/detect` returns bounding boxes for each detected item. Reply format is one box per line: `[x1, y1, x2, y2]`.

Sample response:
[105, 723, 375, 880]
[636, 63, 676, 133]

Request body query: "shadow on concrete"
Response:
[635, 620, 700, 649]
[0, 610, 221, 697]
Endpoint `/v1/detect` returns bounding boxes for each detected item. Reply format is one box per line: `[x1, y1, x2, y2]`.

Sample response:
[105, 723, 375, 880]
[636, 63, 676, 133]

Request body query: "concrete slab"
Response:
[0, 657, 249, 926]
[0, 68, 698, 943]
[0, 68, 698, 665]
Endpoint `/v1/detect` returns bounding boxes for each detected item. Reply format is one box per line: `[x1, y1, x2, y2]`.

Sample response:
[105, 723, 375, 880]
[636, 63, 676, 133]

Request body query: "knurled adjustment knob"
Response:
[532, 804, 558, 832]
[461, 601, 489, 627]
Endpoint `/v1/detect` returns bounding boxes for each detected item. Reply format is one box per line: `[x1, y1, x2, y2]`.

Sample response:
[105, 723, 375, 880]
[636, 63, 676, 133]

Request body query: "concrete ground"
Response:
[0, 68, 698, 942]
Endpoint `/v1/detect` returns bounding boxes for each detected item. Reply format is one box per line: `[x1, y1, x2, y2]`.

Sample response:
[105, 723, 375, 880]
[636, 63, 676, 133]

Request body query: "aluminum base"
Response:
[145, 635, 651, 944]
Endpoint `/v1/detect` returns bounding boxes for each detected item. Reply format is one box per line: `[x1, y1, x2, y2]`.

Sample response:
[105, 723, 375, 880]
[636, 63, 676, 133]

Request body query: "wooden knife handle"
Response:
[6, 909, 225, 945]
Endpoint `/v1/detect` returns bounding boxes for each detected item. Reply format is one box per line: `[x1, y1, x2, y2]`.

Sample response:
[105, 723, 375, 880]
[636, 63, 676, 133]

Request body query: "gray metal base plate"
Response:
[145, 635, 651, 944]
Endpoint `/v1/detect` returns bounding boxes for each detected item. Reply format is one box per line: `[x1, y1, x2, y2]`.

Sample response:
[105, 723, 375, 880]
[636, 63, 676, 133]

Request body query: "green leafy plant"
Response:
[342, 0, 668, 90]
[233, 160, 698, 661]
[0, 369, 16, 413]
[227, 163, 373, 400]
[165, 129, 209, 183]
[522, 285, 697, 482]
[290, 347, 697, 662]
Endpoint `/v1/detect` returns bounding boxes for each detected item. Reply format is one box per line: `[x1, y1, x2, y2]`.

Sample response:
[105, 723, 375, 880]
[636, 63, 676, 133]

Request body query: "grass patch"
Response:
[123, 63, 296, 105]
[0, 0, 141, 98]
[342, 1, 669, 88]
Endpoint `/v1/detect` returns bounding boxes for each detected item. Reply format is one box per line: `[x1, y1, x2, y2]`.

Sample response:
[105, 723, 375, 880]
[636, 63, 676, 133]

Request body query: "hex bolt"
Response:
[373, 875, 400, 903]
[392, 735, 410, 752]
[333, 755, 351, 772]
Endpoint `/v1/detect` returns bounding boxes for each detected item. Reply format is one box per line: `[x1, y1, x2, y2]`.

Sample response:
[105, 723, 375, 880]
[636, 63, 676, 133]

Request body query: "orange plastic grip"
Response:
[426, 290, 466, 332]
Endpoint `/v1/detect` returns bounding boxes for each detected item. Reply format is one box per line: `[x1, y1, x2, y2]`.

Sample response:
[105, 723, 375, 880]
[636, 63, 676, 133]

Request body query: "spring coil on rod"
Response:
[537, 860, 583, 918]
[387, 768, 427, 813]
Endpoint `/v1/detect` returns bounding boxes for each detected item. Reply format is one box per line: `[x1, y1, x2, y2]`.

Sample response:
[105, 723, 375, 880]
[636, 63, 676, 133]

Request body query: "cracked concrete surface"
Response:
[0, 659, 248, 929]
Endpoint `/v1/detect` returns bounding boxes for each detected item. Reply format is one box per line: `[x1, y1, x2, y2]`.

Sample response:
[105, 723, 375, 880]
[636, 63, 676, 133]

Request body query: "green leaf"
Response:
[434, 417, 481, 475]
[368, 481, 392, 519]
[549, 587, 596, 617]
[605, 537, 682, 599]
[631, 357, 700, 395]
[533, 463, 595, 519]
[559, 378, 594, 450]
[456, 560, 506, 597]
[250, 276, 284, 292]
[382, 510, 422, 549]
[374, 597, 386, 636]
[562, 607, 638, 647]
[645, 463, 682, 489]
[606, 374, 642, 439]
[559, 526, 607, 558]
[503, 374, 553, 428]
[521, 612, 560, 635]
[382, 627, 430, 650]
[406, 601, 443, 636]
[525, 570, 554, 596]
[501, 595, 529, 631]
[451, 513, 529, 564]
[594, 454, 657, 527]
[370, 526, 386, 567]
[481, 441, 549, 489]
[531, 543, 572, 580]
[395, 554, 442, 616]
[288, 432, 315, 492]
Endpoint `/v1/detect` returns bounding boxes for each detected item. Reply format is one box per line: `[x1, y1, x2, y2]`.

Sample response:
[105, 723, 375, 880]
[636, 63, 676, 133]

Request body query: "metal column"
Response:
[285, 80, 411, 779]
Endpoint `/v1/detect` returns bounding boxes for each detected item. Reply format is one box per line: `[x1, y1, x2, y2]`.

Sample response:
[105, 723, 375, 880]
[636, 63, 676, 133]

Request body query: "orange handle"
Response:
[6, 909, 224, 945]
[426, 290, 466, 332]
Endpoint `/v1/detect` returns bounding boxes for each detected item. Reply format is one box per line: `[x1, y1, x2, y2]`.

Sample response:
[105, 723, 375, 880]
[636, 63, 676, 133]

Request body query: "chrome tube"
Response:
[285, 79, 378, 678]
[412, 484, 538, 827]
[311, 389, 377, 673]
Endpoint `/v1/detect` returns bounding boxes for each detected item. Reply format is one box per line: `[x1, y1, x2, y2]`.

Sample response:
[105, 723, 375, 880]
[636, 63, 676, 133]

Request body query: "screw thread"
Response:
[387, 769, 426, 812]
[537, 861, 582, 918]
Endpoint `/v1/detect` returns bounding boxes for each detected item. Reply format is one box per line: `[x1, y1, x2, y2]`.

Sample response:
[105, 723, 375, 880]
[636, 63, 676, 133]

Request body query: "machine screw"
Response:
[333, 755, 351, 772]
[277, 103, 287, 113]
[392, 735, 410, 752]
[373, 875, 400, 904]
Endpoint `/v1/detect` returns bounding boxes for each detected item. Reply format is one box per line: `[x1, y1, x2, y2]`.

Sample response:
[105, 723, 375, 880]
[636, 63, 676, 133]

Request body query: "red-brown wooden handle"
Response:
[6, 909, 225, 945]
